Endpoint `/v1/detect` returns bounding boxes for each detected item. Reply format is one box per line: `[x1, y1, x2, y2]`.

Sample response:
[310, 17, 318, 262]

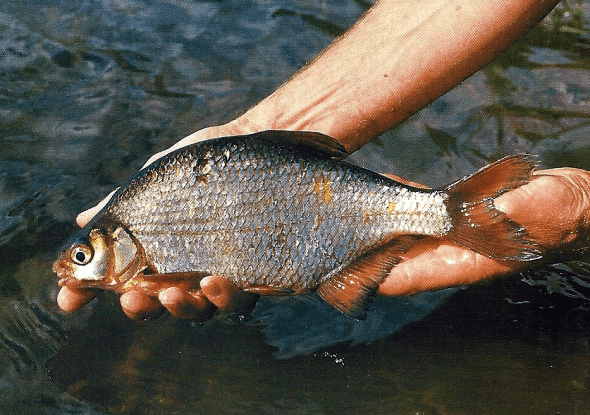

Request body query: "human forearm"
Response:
[238, 0, 560, 152]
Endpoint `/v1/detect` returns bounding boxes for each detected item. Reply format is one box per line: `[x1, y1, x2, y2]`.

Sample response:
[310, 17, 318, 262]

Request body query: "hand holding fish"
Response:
[57, 273, 257, 320]
[377, 168, 590, 296]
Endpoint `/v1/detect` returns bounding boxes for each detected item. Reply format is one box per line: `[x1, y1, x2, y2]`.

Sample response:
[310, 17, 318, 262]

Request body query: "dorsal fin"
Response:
[250, 130, 348, 159]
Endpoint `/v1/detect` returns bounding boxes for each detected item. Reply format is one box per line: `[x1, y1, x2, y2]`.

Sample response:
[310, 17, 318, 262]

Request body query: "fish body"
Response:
[54, 131, 539, 317]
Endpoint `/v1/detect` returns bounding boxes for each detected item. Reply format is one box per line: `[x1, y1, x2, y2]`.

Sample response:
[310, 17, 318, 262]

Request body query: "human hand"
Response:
[377, 168, 590, 296]
[75, 120, 258, 226]
[57, 0, 567, 320]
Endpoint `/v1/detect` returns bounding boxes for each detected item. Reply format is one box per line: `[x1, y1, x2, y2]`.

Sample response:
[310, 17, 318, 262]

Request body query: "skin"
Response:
[57, 0, 590, 320]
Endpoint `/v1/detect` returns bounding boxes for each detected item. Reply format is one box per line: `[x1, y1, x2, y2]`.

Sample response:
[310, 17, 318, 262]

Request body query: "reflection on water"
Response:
[1, 0, 590, 414]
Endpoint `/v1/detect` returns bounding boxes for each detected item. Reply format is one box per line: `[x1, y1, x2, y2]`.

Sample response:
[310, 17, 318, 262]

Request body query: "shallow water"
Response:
[1, 1, 590, 414]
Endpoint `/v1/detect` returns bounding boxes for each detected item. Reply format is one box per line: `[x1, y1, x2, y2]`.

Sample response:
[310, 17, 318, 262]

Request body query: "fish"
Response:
[53, 130, 540, 318]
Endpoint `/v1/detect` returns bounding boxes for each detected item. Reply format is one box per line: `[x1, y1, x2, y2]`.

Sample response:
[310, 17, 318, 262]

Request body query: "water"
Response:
[1, 1, 589, 413]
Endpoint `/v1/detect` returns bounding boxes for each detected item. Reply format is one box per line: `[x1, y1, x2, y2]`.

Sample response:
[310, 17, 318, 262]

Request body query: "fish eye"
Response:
[70, 244, 93, 265]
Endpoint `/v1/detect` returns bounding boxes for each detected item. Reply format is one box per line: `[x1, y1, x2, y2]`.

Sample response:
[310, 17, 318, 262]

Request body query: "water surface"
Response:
[1, 1, 590, 414]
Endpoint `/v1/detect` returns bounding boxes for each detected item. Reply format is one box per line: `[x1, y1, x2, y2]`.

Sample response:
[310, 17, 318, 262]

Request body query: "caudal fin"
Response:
[444, 155, 540, 261]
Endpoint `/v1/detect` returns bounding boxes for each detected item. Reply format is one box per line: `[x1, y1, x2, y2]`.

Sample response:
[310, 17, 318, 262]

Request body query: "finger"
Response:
[158, 287, 215, 321]
[377, 238, 515, 296]
[57, 286, 101, 312]
[140, 126, 240, 168]
[120, 290, 164, 320]
[76, 127, 221, 225]
[494, 170, 590, 250]
[76, 189, 117, 228]
[141, 129, 218, 168]
[140, 122, 260, 168]
[200, 276, 258, 313]
[378, 171, 586, 297]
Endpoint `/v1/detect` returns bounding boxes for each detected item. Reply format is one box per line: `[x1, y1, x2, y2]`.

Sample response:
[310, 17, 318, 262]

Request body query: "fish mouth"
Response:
[52, 259, 65, 278]
[52, 258, 75, 287]
[53, 264, 69, 287]
[54, 271, 89, 289]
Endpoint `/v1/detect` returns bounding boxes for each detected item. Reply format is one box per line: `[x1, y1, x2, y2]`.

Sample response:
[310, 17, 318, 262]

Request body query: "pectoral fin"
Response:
[317, 236, 422, 320]
[118, 271, 211, 295]
[242, 285, 295, 295]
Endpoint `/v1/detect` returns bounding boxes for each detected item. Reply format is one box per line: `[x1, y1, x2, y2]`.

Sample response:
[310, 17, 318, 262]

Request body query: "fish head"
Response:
[54, 226, 147, 290]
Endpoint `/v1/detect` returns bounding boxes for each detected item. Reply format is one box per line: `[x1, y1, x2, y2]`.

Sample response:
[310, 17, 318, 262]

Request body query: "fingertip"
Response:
[158, 286, 186, 306]
[120, 290, 164, 320]
[158, 287, 214, 320]
[76, 190, 117, 228]
[76, 209, 95, 228]
[200, 276, 232, 308]
[57, 286, 100, 312]
[199, 276, 222, 297]
[200, 276, 258, 313]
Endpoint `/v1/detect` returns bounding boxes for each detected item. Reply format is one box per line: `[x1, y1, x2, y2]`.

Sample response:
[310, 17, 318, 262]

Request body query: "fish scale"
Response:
[104, 136, 449, 291]
[54, 131, 540, 317]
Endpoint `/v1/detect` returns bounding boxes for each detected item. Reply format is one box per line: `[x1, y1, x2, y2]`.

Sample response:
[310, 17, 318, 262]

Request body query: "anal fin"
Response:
[317, 236, 422, 320]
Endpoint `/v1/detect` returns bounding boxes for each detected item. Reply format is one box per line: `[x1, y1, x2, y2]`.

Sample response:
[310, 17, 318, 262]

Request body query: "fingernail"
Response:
[201, 277, 221, 298]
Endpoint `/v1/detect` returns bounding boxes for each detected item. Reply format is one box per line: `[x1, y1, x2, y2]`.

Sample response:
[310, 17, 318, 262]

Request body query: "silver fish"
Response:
[53, 131, 539, 317]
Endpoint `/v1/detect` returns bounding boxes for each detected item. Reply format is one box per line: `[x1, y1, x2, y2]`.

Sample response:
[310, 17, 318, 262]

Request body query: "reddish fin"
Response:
[242, 285, 295, 295]
[251, 130, 348, 159]
[445, 154, 537, 199]
[444, 155, 540, 261]
[120, 271, 210, 296]
[317, 236, 422, 319]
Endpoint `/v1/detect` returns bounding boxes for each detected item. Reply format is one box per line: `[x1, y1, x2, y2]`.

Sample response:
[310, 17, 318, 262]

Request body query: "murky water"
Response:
[1, 1, 590, 414]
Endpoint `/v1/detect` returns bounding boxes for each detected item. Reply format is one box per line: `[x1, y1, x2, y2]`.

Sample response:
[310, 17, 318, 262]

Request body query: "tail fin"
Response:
[444, 155, 540, 261]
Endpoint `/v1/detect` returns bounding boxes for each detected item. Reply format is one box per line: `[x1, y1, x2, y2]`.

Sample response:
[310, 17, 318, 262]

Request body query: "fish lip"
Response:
[52, 260, 65, 278]
[53, 258, 74, 286]
[55, 273, 91, 289]
[54, 268, 71, 287]
[52, 259, 60, 274]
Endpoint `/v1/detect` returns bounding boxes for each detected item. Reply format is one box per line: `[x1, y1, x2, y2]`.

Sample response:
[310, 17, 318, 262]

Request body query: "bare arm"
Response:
[78, 0, 561, 224]
[143, 0, 560, 157]
[238, 0, 560, 150]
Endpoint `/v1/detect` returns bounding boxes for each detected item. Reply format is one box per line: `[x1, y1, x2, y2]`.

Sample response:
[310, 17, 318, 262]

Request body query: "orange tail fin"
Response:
[444, 154, 540, 261]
